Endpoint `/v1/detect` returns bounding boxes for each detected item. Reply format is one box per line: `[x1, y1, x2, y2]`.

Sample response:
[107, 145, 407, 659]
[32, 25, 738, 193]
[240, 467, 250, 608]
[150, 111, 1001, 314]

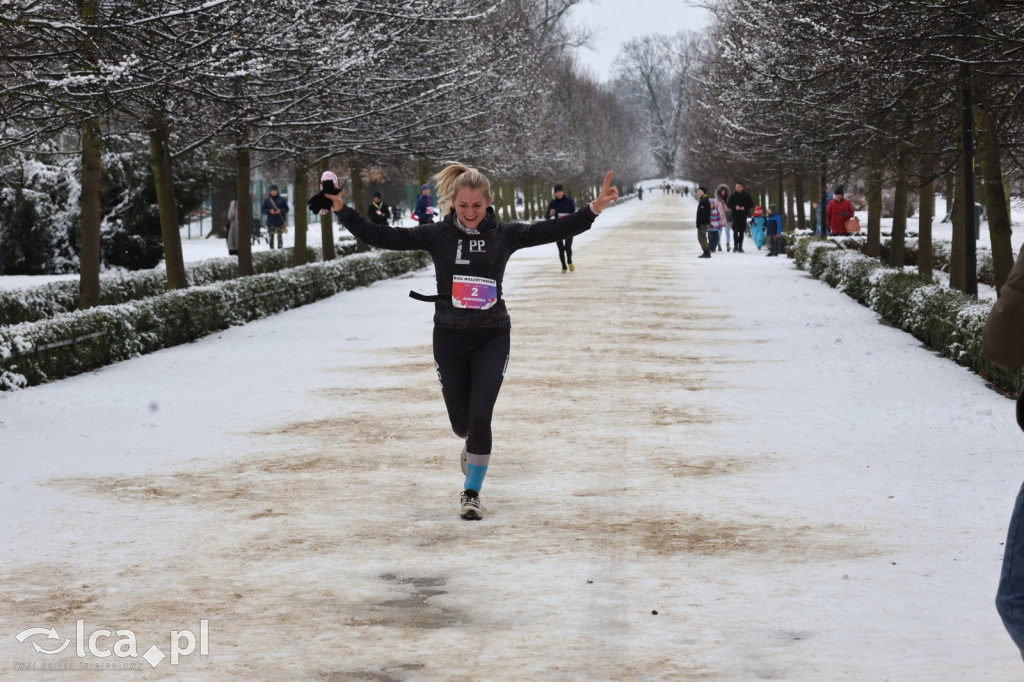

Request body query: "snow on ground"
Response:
[1, 191, 1023, 680]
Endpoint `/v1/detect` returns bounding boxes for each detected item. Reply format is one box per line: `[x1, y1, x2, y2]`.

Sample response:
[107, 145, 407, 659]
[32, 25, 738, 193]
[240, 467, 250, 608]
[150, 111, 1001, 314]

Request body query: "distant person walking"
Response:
[413, 184, 435, 225]
[262, 185, 289, 249]
[311, 163, 620, 520]
[547, 183, 577, 273]
[696, 186, 711, 259]
[727, 181, 754, 252]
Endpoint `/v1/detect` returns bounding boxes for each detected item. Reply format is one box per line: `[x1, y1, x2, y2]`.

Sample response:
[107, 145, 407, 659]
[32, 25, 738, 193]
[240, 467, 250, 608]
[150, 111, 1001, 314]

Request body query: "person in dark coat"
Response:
[695, 186, 711, 258]
[547, 183, 577, 272]
[368, 192, 390, 226]
[726, 181, 754, 252]
[413, 184, 434, 225]
[261, 185, 289, 249]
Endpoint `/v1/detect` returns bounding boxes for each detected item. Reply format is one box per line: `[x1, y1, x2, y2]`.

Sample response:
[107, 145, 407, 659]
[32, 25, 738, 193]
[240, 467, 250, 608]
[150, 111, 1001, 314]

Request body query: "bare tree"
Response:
[613, 31, 702, 177]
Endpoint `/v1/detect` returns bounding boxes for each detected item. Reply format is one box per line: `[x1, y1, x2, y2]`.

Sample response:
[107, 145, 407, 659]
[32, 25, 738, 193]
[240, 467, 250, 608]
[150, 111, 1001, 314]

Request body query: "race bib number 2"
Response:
[452, 275, 498, 310]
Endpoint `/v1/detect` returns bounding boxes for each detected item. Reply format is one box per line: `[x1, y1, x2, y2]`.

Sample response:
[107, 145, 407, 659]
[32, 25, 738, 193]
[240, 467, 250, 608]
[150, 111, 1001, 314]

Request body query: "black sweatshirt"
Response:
[696, 196, 710, 225]
[335, 203, 597, 329]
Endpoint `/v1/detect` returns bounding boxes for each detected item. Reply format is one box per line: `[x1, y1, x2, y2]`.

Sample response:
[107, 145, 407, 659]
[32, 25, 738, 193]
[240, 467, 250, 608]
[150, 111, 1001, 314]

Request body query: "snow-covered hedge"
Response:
[0, 249, 428, 391]
[811, 234, 996, 287]
[0, 241, 359, 325]
[792, 237, 1019, 394]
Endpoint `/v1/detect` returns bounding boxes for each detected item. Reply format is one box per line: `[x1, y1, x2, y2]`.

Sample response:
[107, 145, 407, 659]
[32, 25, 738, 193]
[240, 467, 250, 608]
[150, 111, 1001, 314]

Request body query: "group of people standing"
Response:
[224, 185, 291, 255]
[694, 181, 783, 258]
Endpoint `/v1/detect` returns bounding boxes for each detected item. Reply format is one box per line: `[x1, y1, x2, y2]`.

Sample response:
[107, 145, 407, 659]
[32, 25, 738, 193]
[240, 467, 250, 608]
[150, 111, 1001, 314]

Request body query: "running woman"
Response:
[312, 163, 619, 519]
[547, 183, 577, 272]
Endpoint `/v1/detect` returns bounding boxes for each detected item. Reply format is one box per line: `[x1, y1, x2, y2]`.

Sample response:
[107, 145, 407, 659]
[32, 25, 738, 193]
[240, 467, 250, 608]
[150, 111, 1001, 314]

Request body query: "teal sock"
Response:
[464, 452, 490, 493]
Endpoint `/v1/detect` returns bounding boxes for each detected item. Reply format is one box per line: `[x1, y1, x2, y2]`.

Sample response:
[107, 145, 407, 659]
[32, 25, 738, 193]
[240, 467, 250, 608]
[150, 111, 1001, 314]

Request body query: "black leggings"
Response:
[557, 237, 574, 268]
[433, 326, 510, 456]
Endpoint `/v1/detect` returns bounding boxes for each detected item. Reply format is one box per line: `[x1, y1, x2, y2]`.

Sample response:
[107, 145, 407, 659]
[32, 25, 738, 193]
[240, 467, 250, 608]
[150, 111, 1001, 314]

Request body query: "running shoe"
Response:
[460, 490, 483, 520]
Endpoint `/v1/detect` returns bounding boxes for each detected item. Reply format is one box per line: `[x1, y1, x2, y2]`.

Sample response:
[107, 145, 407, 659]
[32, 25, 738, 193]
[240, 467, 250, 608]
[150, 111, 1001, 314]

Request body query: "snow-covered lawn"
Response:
[1, 191, 1022, 679]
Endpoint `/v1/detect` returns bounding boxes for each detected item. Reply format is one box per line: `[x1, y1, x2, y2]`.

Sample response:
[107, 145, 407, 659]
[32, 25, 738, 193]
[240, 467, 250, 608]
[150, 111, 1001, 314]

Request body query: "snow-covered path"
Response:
[2, 191, 1022, 680]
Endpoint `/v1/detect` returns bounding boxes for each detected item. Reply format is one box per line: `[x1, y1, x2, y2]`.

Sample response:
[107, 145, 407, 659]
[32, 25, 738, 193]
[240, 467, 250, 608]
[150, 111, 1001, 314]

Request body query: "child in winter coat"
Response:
[749, 206, 768, 250]
[766, 204, 783, 257]
[708, 199, 723, 254]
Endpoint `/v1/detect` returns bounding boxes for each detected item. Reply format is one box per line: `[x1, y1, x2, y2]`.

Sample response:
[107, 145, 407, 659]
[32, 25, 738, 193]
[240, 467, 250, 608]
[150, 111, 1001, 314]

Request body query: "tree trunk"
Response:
[350, 163, 369, 252]
[292, 159, 308, 267]
[916, 121, 936, 278]
[417, 158, 430, 189]
[950, 146, 965, 291]
[918, 178, 935, 277]
[889, 150, 909, 268]
[499, 184, 509, 221]
[236, 146, 253, 276]
[508, 183, 518, 220]
[149, 123, 187, 289]
[210, 174, 235, 240]
[790, 174, 806, 229]
[941, 171, 955, 223]
[795, 174, 807, 230]
[79, 115, 102, 309]
[523, 179, 534, 220]
[319, 160, 335, 261]
[974, 99, 1014, 293]
[785, 177, 795, 232]
[809, 173, 820, 234]
[866, 152, 883, 258]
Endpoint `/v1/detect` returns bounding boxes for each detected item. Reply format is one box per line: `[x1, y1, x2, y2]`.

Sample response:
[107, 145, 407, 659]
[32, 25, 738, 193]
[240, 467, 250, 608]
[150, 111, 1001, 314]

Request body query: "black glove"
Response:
[308, 178, 343, 214]
[307, 192, 332, 214]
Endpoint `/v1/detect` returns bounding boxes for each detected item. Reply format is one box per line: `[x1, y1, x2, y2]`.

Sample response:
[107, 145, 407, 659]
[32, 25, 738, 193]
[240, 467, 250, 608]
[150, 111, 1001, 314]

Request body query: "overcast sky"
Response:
[569, 0, 712, 81]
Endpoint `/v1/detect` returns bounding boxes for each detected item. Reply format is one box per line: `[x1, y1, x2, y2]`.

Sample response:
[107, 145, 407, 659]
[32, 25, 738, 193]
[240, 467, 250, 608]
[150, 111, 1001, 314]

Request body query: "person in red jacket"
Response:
[826, 186, 856, 236]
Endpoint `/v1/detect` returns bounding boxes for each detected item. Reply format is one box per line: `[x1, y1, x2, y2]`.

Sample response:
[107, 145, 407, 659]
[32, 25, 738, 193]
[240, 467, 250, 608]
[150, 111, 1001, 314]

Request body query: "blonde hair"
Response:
[433, 161, 492, 214]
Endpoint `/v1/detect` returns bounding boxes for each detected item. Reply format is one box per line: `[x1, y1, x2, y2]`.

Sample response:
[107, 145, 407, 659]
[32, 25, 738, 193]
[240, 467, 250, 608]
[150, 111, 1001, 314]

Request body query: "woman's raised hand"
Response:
[593, 171, 619, 213]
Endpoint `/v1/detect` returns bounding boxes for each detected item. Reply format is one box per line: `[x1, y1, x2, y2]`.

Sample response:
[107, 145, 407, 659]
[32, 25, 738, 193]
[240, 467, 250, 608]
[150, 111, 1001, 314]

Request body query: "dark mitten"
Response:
[309, 170, 342, 214]
[308, 192, 332, 214]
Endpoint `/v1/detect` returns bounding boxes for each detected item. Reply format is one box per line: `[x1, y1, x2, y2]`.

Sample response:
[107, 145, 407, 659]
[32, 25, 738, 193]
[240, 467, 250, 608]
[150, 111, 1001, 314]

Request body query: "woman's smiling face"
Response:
[453, 187, 491, 229]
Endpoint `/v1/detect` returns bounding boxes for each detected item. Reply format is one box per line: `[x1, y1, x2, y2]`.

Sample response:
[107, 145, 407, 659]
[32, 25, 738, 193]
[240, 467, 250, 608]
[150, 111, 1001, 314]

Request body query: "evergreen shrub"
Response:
[0, 249, 428, 390]
[0, 241, 358, 325]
